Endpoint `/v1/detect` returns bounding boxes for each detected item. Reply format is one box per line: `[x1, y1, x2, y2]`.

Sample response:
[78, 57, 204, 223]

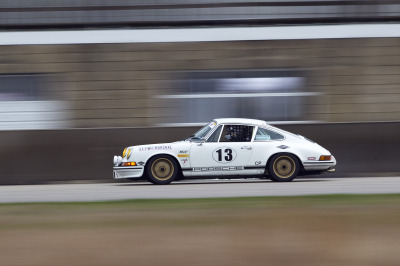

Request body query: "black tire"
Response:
[268, 153, 300, 182]
[146, 155, 178, 185]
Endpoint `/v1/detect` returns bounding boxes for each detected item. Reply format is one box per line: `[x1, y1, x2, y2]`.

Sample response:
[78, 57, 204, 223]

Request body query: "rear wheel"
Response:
[268, 154, 300, 182]
[147, 155, 178, 185]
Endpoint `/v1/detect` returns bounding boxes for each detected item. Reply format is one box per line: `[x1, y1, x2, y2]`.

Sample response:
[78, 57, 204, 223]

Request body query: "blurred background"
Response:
[0, 0, 399, 184]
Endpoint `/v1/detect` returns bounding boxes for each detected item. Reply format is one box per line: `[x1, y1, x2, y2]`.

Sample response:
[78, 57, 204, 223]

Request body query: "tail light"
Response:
[319, 155, 332, 161]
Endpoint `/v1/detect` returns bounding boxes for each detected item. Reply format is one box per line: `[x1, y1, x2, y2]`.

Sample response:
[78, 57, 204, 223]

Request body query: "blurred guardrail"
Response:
[0, 122, 399, 185]
[1, 0, 400, 29]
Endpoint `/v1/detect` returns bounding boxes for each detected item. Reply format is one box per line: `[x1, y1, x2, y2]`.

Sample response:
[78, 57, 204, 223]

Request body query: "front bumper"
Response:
[113, 155, 144, 179]
[113, 166, 144, 179]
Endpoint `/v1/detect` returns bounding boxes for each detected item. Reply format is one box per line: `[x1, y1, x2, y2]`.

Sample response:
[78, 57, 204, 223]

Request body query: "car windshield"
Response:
[190, 121, 217, 140]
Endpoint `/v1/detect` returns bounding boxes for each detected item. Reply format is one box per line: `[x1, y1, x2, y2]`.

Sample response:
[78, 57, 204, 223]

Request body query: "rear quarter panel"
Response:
[250, 136, 330, 168]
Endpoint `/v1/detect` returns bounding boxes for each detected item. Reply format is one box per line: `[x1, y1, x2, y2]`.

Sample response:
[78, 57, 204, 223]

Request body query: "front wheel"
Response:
[146, 155, 178, 185]
[268, 154, 300, 182]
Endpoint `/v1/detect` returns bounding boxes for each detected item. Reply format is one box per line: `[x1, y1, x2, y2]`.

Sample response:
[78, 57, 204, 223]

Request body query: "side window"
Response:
[219, 125, 254, 142]
[206, 125, 222, 142]
[255, 128, 284, 141]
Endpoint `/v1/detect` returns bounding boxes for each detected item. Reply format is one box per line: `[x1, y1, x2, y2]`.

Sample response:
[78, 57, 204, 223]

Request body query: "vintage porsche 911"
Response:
[113, 118, 336, 184]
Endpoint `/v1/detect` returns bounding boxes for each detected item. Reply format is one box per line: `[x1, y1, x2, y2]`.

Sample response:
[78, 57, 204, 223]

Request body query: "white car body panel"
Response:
[113, 118, 336, 181]
[188, 142, 256, 176]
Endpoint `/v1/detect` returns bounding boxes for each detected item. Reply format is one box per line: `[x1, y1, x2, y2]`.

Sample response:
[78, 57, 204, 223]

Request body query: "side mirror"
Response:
[196, 138, 206, 146]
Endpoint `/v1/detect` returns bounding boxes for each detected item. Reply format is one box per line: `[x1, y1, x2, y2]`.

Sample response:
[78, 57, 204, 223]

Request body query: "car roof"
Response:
[213, 118, 268, 127]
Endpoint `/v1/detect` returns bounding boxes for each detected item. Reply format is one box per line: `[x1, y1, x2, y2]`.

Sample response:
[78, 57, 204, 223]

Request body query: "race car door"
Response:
[189, 124, 254, 176]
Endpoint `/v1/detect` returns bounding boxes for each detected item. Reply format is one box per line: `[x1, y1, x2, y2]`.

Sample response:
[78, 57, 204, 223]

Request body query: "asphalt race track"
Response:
[0, 176, 399, 203]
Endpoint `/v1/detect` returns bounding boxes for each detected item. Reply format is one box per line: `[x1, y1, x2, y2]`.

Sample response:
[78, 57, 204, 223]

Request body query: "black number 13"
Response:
[216, 148, 233, 162]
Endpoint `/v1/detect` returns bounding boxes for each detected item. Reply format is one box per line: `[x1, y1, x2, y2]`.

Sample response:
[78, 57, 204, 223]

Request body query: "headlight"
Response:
[113, 156, 122, 166]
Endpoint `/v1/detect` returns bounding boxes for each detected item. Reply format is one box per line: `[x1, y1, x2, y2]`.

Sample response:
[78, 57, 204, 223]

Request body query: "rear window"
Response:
[255, 128, 284, 141]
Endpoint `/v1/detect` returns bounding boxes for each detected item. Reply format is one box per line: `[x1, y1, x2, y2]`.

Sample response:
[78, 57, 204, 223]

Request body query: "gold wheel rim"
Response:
[273, 156, 295, 179]
[151, 158, 174, 181]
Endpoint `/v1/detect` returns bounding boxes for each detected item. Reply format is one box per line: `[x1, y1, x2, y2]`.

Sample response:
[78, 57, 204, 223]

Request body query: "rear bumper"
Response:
[113, 166, 144, 179]
[303, 162, 336, 171]
[303, 156, 336, 172]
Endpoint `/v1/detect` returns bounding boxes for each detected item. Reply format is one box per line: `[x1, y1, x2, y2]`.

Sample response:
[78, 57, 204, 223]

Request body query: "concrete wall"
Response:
[0, 122, 399, 185]
[1, 36, 399, 184]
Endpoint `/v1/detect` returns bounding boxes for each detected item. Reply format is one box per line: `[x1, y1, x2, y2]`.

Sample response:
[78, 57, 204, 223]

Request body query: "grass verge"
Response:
[1, 194, 400, 266]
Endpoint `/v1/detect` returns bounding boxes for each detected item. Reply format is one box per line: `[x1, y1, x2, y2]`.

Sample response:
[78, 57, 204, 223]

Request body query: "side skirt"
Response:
[181, 166, 265, 177]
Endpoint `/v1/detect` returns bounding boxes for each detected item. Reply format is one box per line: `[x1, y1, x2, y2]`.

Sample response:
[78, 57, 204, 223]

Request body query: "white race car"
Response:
[113, 118, 336, 184]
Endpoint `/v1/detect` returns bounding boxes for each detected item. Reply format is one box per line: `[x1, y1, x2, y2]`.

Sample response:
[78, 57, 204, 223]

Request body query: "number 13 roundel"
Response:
[212, 147, 237, 163]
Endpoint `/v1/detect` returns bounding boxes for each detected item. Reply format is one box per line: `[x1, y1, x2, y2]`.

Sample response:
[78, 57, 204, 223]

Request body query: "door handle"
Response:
[241, 146, 252, 150]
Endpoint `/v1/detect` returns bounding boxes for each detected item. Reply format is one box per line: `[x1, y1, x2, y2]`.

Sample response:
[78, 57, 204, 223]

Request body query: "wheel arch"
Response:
[145, 153, 183, 176]
[265, 152, 305, 173]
